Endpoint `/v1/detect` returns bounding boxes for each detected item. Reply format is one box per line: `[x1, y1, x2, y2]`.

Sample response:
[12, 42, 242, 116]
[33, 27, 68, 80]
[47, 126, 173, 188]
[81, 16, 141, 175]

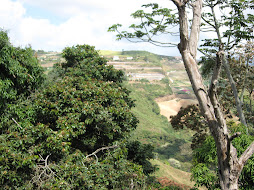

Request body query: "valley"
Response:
[38, 49, 199, 188]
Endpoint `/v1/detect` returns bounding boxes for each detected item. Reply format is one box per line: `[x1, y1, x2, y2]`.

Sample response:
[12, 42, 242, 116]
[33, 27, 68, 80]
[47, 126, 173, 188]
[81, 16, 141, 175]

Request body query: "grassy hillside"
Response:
[100, 50, 195, 173]
[151, 159, 207, 190]
[39, 50, 194, 170]
[99, 50, 122, 56]
[125, 80, 193, 172]
[151, 159, 195, 187]
[100, 50, 176, 66]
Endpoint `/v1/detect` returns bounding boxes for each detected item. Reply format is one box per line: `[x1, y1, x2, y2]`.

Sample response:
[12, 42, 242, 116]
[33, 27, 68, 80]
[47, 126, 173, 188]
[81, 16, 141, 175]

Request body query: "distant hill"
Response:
[38, 49, 199, 188]
[99, 50, 177, 63]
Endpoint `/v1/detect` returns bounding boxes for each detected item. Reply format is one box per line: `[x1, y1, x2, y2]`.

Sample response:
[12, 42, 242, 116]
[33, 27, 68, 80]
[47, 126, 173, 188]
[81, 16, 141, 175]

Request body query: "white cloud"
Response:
[0, 0, 180, 56]
[0, 0, 25, 29]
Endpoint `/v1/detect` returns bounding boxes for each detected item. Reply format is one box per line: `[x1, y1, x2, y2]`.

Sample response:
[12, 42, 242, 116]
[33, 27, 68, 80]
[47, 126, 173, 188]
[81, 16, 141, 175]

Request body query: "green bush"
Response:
[0, 30, 45, 115]
[0, 43, 153, 189]
[191, 123, 254, 190]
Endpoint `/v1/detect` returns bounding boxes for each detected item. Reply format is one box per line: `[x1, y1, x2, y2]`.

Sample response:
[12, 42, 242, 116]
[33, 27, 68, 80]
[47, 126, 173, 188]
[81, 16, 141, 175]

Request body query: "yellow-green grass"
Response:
[151, 159, 207, 190]
[99, 50, 121, 56]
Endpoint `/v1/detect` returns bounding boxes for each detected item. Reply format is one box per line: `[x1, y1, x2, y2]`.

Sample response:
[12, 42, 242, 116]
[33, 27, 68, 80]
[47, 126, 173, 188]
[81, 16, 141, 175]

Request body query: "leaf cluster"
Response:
[0, 39, 155, 188]
[191, 123, 254, 189]
[0, 30, 45, 115]
[170, 105, 208, 149]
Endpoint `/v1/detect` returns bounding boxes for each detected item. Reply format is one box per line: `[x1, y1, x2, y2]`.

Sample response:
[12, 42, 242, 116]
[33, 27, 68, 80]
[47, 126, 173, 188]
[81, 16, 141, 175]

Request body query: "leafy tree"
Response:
[170, 105, 208, 149]
[191, 124, 254, 190]
[109, 0, 254, 189]
[51, 44, 125, 83]
[32, 75, 138, 153]
[126, 141, 156, 175]
[0, 30, 45, 115]
[0, 44, 152, 189]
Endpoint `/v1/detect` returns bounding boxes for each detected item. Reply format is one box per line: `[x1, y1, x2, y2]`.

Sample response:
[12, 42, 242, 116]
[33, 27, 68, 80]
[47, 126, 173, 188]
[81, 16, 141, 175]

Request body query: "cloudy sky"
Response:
[1, 0, 182, 56]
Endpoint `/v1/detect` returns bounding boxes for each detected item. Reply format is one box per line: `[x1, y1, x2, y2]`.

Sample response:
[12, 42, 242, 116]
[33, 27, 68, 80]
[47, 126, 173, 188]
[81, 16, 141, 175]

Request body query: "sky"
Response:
[1, 0, 182, 56]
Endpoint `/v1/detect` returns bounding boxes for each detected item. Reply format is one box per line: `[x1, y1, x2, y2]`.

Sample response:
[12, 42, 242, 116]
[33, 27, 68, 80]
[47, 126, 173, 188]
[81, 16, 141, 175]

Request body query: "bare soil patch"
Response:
[155, 94, 198, 120]
[41, 62, 55, 68]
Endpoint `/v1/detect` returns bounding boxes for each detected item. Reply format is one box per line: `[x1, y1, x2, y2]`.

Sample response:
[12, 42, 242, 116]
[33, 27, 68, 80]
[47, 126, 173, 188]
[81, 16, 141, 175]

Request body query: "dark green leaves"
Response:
[0, 40, 151, 189]
[0, 30, 45, 115]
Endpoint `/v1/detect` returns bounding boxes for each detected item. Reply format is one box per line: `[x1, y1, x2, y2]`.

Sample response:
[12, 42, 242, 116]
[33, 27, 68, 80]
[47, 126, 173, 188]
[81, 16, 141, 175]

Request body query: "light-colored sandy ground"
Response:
[155, 94, 198, 120]
[41, 62, 55, 68]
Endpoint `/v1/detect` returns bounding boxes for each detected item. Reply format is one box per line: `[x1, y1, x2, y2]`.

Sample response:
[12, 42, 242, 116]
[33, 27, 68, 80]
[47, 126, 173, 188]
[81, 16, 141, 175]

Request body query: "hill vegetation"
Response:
[0, 30, 200, 189]
[99, 50, 196, 171]
[37, 47, 197, 185]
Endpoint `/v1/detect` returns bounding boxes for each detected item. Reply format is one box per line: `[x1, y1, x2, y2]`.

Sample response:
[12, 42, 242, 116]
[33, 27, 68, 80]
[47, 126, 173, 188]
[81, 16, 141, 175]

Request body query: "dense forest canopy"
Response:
[0, 31, 158, 189]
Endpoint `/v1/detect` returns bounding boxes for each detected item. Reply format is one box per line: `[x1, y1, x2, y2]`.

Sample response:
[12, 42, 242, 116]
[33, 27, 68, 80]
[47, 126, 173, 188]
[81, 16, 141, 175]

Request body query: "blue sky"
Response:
[24, 3, 66, 25]
[1, 0, 182, 56]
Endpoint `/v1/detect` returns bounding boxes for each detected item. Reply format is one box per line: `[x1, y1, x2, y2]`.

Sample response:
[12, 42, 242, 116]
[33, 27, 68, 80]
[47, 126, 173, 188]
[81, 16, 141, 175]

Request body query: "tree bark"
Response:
[172, 0, 254, 189]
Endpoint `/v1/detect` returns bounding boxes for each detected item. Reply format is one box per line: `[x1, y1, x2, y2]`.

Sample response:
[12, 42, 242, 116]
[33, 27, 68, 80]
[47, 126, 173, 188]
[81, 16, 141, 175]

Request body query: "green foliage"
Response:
[52, 44, 125, 83]
[171, 105, 208, 149]
[191, 163, 220, 190]
[61, 44, 99, 68]
[0, 43, 154, 189]
[191, 136, 219, 190]
[127, 141, 156, 175]
[191, 124, 254, 190]
[230, 123, 254, 189]
[33, 76, 138, 152]
[0, 30, 45, 115]
[0, 123, 146, 189]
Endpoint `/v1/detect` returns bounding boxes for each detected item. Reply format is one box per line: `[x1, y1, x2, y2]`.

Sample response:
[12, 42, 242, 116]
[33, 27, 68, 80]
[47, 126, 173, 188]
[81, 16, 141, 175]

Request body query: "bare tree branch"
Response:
[239, 141, 254, 166]
[29, 154, 71, 189]
[229, 132, 241, 141]
[201, 15, 216, 28]
[189, 0, 203, 58]
[12, 118, 22, 129]
[86, 145, 118, 163]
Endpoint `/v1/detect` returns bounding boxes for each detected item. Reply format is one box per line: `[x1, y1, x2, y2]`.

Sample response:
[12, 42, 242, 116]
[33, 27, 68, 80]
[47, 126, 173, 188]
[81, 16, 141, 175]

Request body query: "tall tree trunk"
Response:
[172, 0, 254, 189]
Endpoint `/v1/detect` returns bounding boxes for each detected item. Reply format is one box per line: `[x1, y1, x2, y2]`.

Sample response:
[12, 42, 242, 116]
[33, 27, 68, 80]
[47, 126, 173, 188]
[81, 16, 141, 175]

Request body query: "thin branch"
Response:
[211, 6, 222, 43]
[229, 132, 241, 141]
[123, 37, 177, 47]
[12, 118, 22, 129]
[141, 17, 151, 40]
[148, 39, 178, 47]
[86, 145, 118, 163]
[201, 15, 216, 28]
[29, 154, 70, 189]
[239, 141, 254, 165]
